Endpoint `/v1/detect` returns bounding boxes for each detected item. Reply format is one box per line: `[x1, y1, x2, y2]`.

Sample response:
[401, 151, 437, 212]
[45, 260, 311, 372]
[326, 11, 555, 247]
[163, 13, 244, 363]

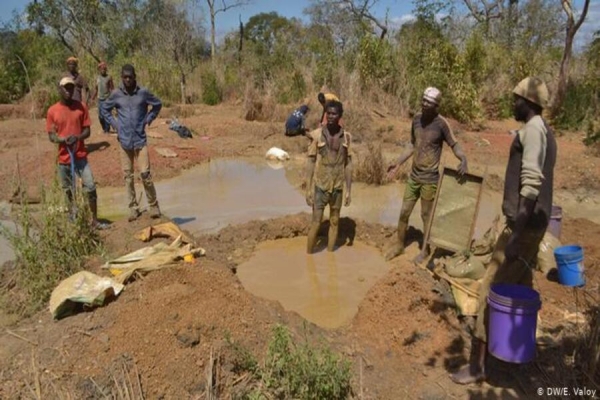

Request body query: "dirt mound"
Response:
[1, 212, 600, 399]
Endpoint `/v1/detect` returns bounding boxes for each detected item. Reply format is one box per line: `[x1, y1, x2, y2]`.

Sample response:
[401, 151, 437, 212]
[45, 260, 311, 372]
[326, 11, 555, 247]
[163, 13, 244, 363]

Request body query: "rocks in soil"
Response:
[176, 325, 201, 348]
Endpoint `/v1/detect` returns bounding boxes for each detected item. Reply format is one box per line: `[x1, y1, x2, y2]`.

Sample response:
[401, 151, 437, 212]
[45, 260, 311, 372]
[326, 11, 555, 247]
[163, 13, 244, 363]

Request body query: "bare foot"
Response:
[450, 364, 486, 385]
[384, 243, 404, 261]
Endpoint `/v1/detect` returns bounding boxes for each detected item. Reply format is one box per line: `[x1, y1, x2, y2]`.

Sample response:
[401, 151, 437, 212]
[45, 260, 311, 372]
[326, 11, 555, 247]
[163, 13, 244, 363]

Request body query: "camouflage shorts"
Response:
[403, 178, 438, 202]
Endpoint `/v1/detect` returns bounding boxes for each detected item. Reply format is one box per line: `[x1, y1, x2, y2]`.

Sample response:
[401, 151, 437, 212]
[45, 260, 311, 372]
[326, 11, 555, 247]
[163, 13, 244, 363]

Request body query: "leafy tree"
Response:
[26, 0, 107, 61]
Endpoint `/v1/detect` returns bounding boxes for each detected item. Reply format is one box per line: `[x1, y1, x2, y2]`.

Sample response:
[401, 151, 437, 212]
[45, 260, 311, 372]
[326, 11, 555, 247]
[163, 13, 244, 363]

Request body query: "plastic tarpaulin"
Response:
[49, 271, 124, 320]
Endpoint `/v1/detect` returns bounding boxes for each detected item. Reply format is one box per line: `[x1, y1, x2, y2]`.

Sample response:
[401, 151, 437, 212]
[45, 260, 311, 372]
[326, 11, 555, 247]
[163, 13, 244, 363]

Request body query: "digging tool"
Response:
[66, 144, 78, 220]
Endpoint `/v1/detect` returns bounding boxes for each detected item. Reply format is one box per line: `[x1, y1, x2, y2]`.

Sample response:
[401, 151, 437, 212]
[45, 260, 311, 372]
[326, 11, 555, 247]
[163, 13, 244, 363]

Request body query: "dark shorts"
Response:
[314, 187, 343, 211]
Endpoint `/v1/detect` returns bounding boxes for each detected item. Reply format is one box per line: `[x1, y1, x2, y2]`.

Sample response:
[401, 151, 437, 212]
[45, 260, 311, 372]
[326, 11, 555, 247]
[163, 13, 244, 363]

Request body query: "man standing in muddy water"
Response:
[305, 100, 353, 254]
[101, 64, 163, 222]
[385, 87, 468, 263]
[451, 77, 556, 384]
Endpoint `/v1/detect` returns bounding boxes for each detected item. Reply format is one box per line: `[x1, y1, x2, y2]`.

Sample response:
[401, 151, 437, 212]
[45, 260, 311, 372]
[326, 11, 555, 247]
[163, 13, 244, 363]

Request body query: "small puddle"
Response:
[237, 237, 390, 329]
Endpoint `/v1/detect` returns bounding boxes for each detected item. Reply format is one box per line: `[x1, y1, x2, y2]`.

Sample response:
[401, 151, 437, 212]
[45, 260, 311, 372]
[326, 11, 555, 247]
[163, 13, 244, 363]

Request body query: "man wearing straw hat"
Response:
[451, 77, 557, 384]
[64, 57, 90, 106]
[385, 87, 468, 264]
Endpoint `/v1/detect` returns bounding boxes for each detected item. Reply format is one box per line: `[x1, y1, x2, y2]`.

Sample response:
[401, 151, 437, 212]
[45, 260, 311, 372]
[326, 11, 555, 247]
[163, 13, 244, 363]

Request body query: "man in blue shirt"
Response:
[285, 105, 309, 137]
[102, 64, 162, 221]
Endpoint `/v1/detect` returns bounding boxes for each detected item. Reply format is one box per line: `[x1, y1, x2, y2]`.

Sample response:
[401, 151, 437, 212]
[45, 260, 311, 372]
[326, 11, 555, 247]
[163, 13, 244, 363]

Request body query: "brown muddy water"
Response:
[98, 157, 502, 237]
[236, 236, 390, 329]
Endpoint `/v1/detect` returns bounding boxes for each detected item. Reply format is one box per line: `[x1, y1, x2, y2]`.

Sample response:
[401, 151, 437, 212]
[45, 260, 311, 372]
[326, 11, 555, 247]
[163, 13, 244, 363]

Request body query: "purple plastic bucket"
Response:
[547, 205, 562, 239]
[487, 284, 541, 364]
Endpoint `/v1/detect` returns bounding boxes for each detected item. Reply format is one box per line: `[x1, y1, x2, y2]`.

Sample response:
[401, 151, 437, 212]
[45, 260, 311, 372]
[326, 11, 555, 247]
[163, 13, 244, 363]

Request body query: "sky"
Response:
[1, 0, 598, 46]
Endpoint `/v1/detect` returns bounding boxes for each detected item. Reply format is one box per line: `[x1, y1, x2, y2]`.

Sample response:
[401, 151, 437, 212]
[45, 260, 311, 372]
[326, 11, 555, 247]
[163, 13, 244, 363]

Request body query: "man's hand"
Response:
[305, 191, 313, 207]
[344, 191, 351, 207]
[457, 158, 468, 176]
[386, 164, 399, 180]
[65, 135, 78, 146]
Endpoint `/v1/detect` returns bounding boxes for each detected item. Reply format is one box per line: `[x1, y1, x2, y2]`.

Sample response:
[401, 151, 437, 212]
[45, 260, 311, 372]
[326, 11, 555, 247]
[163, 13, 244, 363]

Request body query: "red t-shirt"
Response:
[46, 101, 91, 164]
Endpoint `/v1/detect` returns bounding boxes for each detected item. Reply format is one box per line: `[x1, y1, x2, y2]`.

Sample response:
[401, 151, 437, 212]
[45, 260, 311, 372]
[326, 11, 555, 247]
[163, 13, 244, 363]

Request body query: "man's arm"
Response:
[451, 142, 468, 175]
[108, 77, 115, 92]
[441, 117, 467, 175]
[92, 80, 98, 101]
[78, 126, 91, 141]
[48, 132, 65, 144]
[46, 111, 64, 144]
[344, 156, 352, 206]
[505, 123, 547, 261]
[519, 124, 546, 200]
[144, 90, 162, 126]
[102, 92, 119, 131]
[305, 156, 316, 206]
[395, 143, 414, 166]
[386, 142, 414, 179]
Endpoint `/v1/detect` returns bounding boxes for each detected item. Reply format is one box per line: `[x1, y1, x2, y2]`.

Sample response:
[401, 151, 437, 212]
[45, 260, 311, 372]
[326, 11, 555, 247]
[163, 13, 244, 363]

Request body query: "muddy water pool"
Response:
[98, 157, 501, 236]
[237, 236, 390, 328]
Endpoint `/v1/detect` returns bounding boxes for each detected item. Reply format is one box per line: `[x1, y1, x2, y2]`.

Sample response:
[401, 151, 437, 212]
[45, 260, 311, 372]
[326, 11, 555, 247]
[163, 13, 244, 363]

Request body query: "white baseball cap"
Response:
[59, 77, 76, 87]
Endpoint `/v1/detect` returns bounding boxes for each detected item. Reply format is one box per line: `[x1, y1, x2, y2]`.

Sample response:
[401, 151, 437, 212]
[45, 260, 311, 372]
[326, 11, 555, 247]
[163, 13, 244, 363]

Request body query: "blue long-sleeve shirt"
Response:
[101, 84, 162, 150]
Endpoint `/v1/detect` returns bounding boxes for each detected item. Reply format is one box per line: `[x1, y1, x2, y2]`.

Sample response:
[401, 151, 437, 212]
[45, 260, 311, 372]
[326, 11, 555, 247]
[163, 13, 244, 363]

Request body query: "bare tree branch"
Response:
[334, 0, 388, 39]
[215, 0, 250, 15]
[574, 0, 590, 32]
[206, 0, 250, 58]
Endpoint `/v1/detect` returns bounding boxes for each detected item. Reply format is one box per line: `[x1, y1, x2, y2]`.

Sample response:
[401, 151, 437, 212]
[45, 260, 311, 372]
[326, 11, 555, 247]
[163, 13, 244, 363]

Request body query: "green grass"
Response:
[230, 325, 352, 400]
[0, 182, 103, 316]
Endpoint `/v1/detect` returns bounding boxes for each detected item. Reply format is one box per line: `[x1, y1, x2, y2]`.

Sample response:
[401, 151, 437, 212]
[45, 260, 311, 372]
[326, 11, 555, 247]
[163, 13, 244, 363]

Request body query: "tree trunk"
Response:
[180, 73, 186, 104]
[551, 0, 591, 118]
[553, 32, 574, 117]
[210, 12, 216, 60]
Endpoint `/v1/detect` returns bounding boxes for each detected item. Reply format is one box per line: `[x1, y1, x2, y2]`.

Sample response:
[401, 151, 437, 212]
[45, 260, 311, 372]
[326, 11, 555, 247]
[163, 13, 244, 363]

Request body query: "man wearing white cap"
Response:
[451, 77, 556, 384]
[46, 77, 106, 229]
[385, 87, 468, 263]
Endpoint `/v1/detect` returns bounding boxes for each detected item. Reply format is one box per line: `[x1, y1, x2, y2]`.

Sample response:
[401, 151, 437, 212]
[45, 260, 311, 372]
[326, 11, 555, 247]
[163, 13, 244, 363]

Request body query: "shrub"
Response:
[260, 325, 352, 400]
[201, 70, 222, 106]
[355, 141, 387, 185]
[230, 325, 352, 400]
[554, 81, 595, 130]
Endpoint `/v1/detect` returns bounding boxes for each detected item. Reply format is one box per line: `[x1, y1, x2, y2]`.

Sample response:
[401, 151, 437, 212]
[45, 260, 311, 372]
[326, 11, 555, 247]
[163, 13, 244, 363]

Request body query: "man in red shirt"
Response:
[46, 77, 106, 229]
